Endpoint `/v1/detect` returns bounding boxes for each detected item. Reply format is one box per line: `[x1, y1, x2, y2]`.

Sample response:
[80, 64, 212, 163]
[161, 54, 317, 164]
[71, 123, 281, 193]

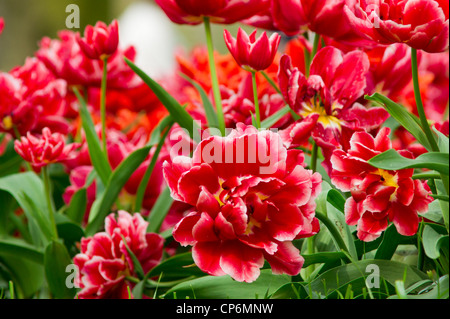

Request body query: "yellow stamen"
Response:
[2, 116, 13, 130]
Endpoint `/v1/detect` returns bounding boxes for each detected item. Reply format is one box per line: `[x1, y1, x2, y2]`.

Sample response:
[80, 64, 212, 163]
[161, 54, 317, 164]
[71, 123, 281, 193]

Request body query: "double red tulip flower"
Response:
[155, 0, 269, 25]
[224, 28, 281, 72]
[345, 0, 449, 53]
[77, 20, 119, 60]
[14, 127, 79, 172]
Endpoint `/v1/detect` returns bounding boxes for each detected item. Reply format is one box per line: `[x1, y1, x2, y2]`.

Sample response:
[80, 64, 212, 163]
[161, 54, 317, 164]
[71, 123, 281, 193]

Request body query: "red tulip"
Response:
[224, 28, 281, 72]
[155, 0, 270, 25]
[0, 17, 4, 35]
[345, 0, 449, 53]
[14, 127, 79, 172]
[245, 0, 376, 47]
[277, 47, 389, 173]
[331, 128, 433, 241]
[1, 58, 69, 136]
[77, 20, 119, 60]
[163, 124, 321, 282]
[73, 211, 164, 299]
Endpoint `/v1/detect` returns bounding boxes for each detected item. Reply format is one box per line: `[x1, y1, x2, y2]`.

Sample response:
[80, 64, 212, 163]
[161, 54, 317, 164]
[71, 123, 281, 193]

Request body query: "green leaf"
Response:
[0, 172, 53, 245]
[85, 145, 153, 236]
[146, 187, 174, 234]
[368, 149, 449, 175]
[66, 188, 87, 225]
[327, 189, 346, 214]
[147, 115, 175, 147]
[55, 214, 85, 253]
[375, 224, 416, 260]
[146, 252, 205, 281]
[422, 225, 449, 260]
[44, 240, 76, 299]
[270, 282, 309, 299]
[389, 275, 449, 299]
[0, 139, 22, 177]
[135, 119, 174, 213]
[365, 93, 432, 150]
[73, 87, 112, 185]
[309, 259, 427, 299]
[261, 105, 291, 129]
[122, 237, 145, 279]
[163, 270, 291, 299]
[434, 127, 449, 154]
[0, 255, 44, 298]
[0, 238, 44, 264]
[180, 73, 219, 129]
[303, 252, 348, 268]
[125, 58, 200, 139]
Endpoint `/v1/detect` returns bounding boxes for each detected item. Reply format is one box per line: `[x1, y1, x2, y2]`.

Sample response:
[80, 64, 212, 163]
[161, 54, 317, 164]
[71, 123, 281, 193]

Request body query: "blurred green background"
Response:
[0, 0, 246, 72]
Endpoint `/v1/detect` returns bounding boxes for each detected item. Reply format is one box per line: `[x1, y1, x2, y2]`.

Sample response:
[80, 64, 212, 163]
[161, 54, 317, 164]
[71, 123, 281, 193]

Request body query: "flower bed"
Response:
[0, 0, 448, 300]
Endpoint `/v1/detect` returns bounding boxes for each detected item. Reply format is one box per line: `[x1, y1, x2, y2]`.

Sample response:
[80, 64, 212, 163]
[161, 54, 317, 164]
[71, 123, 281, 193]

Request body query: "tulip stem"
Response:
[310, 141, 319, 173]
[316, 211, 350, 255]
[203, 17, 226, 136]
[411, 48, 439, 152]
[42, 166, 58, 240]
[100, 56, 108, 155]
[251, 71, 261, 129]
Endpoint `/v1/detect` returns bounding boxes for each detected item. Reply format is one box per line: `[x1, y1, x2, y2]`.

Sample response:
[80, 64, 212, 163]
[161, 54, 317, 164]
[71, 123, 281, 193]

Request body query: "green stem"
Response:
[305, 33, 320, 78]
[316, 211, 349, 255]
[310, 141, 319, 173]
[311, 33, 321, 62]
[100, 56, 108, 155]
[203, 17, 225, 136]
[411, 48, 439, 152]
[251, 71, 261, 129]
[42, 166, 58, 240]
[417, 221, 425, 271]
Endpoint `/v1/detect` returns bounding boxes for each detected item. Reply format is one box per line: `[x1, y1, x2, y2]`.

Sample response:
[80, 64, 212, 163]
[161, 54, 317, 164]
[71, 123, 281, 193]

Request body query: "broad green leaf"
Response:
[325, 202, 358, 260]
[44, 240, 76, 299]
[65, 188, 87, 225]
[146, 252, 204, 281]
[125, 58, 200, 139]
[308, 259, 427, 299]
[0, 172, 53, 245]
[270, 282, 309, 299]
[375, 224, 416, 260]
[86, 145, 152, 236]
[0, 238, 44, 264]
[303, 252, 348, 268]
[368, 149, 449, 175]
[327, 189, 346, 214]
[180, 73, 219, 129]
[55, 214, 85, 253]
[146, 187, 174, 234]
[422, 225, 449, 260]
[365, 93, 432, 150]
[163, 270, 291, 299]
[419, 200, 444, 224]
[389, 275, 449, 299]
[0, 139, 22, 177]
[73, 87, 112, 185]
[434, 127, 449, 154]
[0, 255, 44, 298]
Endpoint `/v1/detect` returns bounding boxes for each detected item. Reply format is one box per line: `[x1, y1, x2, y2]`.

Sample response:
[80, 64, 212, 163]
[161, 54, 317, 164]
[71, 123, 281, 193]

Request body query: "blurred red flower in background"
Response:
[345, 0, 449, 53]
